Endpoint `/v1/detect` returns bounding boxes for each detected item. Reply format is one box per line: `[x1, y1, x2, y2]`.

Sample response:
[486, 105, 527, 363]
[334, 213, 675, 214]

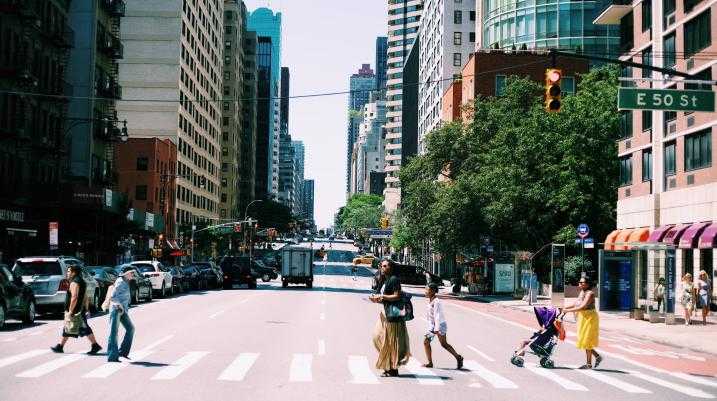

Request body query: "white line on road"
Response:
[463, 360, 517, 389]
[83, 350, 155, 379]
[572, 366, 651, 394]
[347, 355, 379, 384]
[319, 312, 325, 320]
[16, 354, 85, 378]
[467, 345, 495, 362]
[209, 310, 226, 319]
[629, 370, 715, 399]
[0, 349, 49, 369]
[217, 353, 260, 381]
[318, 340, 326, 356]
[289, 353, 313, 382]
[140, 335, 174, 351]
[321, 299, 326, 305]
[405, 358, 444, 386]
[524, 364, 588, 391]
[670, 372, 717, 388]
[1, 337, 16, 342]
[151, 351, 210, 380]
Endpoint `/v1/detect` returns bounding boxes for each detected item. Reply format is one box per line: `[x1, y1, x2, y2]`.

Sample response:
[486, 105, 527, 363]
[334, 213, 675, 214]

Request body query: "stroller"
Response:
[510, 306, 566, 369]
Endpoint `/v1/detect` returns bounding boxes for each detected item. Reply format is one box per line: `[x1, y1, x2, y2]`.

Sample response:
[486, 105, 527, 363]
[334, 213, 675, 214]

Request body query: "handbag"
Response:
[384, 293, 414, 322]
[63, 312, 83, 336]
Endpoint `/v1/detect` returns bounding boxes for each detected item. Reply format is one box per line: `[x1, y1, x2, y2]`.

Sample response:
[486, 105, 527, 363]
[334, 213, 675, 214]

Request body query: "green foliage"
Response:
[251, 200, 293, 233]
[337, 194, 384, 233]
[553, 225, 577, 245]
[564, 256, 593, 285]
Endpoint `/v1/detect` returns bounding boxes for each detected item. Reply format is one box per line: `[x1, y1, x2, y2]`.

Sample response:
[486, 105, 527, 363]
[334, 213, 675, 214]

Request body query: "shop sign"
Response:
[72, 187, 104, 205]
[146, 213, 155, 229]
[665, 249, 676, 314]
[494, 263, 515, 293]
[0, 208, 24, 223]
[105, 189, 113, 208]
[49, 222, 59, 249]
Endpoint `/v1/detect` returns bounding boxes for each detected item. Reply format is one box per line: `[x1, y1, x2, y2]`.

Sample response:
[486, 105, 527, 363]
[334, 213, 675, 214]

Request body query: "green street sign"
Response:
[618, 88, 715, 112]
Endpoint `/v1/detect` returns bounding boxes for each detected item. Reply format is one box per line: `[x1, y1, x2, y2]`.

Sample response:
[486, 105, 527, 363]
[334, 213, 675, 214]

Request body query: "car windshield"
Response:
[14, 261, 62, 276]
[133, 264, 156, 273]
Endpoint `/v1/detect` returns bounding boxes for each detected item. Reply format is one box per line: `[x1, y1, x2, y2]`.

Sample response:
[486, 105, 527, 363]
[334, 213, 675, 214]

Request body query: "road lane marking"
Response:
[209, 310, 226, 319]
[83, 350, 155, 378]
[289, 353, 312, 382]
[405, 358, 444, 385]
[347, 355, 379, 384]
[320, 312, 326, 320]
[0, 349, 49, 369]
[318, 340, 326, 356]
[670, 372, 717, 388]
[628, 370, 715, 399]
[463, 360, 517, 389]
[16, 354, 85, 378]
[1, 337, 17, 342]
[467, 345, 495, 362]
[217, 353, 259, 381]
[572, 366, 651, 393]
[151, 351, 210, 380]
[321, 299, 326, 305]
[525, 364, 588, 391]
[140, 335, 174, 351]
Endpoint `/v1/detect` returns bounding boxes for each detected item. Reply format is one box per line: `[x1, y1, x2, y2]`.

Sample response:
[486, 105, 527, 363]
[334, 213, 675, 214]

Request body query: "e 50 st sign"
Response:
[618, 88, 715, 112]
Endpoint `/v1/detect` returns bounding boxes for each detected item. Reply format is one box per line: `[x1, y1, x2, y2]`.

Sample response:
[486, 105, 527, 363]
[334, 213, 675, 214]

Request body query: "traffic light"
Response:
[544, 68, 562, 112]
[234, 224, 242, 233]
[380, 216, 390, 229]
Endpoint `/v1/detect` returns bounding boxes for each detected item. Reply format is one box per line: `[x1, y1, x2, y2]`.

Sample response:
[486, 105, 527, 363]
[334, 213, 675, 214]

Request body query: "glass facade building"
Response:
[481, 0, 620, 55]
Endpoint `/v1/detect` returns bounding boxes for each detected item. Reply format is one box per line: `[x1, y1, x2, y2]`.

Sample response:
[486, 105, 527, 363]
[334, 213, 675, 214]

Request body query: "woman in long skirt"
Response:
[562, 277, 602, 369]
[370, 259, 410, 377]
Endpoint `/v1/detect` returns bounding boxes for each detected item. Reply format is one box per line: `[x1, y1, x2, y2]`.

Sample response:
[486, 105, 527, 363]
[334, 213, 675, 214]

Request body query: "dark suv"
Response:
[219, 256, 257, 289]
[0, 264, 36, 328]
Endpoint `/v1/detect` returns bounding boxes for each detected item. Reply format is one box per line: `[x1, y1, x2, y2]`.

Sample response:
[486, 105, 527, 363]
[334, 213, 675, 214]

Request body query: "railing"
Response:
[101, 0, 126, 17]
[98, 30, 123, 59]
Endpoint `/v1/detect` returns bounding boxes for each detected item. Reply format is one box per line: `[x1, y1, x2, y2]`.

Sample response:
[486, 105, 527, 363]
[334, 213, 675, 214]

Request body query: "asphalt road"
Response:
[1, 261, 715, 401]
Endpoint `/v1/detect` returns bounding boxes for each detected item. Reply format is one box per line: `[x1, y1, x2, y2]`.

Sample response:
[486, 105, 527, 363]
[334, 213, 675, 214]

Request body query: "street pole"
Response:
[191, 224, 195, 263]
[581, 238, 585, 276]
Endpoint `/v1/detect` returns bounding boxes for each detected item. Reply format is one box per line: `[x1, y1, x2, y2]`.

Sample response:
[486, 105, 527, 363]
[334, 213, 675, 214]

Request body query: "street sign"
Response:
[49, 222, 59, 249]
[583, 238, 595, 249]
[618, 88, 715, 112]
[577, 224, 589, 239]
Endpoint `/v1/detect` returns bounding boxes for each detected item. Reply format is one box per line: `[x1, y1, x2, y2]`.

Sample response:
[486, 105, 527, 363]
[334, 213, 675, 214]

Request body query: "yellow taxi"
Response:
[352, 254, 376, 266]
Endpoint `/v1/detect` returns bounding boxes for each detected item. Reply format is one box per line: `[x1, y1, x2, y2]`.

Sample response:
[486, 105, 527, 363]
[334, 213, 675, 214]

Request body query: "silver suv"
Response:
[12, 257, 99, 314]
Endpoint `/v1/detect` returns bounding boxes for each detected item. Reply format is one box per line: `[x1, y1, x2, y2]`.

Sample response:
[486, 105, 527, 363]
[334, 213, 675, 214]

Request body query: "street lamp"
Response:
[244, 199, 264, 221]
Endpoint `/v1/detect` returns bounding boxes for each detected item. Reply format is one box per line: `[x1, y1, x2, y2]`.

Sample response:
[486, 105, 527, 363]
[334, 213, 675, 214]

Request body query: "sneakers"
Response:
[87, 343, 102, 355]
[50, 344, 64, 353]
[119, 353, 131, 360]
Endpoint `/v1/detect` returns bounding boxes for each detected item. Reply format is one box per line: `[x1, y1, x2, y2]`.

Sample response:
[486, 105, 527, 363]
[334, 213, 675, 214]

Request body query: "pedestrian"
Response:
[422, 282, 463, 369]
[103, 268, 135, 362]
[654, 277, 666, 313]
[370, 258, 410, 377]
[562, 277, 602, 369]
[697, 270, 711, 325]
[50, 265, 102, 355]
[680, 273, 695, 325]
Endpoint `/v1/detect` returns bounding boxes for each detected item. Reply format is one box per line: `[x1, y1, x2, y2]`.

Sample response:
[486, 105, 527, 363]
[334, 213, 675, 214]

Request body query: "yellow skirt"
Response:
[372, 312, 411, 370]
[576, 309, 599, 350]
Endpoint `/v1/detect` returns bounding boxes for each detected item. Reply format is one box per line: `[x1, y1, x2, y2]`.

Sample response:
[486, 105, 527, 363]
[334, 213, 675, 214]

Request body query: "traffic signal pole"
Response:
[549, 50, 697, 80]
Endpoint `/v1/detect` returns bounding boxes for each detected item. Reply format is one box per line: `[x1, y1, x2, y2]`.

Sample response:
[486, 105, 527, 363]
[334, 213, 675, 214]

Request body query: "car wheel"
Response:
[133, 288, 140, 304]
[0, 304, 5, 329]
[248, 281, 257, 289]
[161, 283, 166, 298]
[306, 280, 313, 289]
[147, 287, 153, 302]
[262, 274, 270, 282]
[282, 280, 288, 288]
[22, 300, 36, 324]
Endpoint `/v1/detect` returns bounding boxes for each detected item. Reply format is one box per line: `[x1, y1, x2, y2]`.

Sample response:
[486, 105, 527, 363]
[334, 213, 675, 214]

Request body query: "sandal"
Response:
[594, 355, 603, 368]
[389, 369, 399, 377]
[381, 370, 392, 377]
[457, 355, 464, 370]
[423, 363, 433, 368]
[578, 364, 592, 370]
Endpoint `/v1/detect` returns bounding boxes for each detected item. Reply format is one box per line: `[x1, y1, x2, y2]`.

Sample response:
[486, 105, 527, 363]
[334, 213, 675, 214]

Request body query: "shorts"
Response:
[62, 313, 93, 338]
[698, 293, 710, 308]
[425, 323, 447, 341]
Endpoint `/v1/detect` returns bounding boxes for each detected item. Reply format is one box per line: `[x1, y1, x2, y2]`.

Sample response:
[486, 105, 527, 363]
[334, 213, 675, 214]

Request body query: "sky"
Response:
[243, 0, 388, 229]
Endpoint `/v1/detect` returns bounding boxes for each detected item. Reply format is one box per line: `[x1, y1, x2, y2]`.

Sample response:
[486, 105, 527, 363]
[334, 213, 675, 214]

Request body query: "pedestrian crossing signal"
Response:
[544, 68, 562, 112]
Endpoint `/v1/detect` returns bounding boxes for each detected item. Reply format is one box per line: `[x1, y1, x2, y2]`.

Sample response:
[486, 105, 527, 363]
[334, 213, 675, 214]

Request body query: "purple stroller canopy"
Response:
[533, 306, 558, 328]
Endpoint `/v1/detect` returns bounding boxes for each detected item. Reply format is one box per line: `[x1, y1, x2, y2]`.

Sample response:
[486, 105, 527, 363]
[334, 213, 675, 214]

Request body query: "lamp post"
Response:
[244, 199, 263, 221]
[243, 200, 263, 261]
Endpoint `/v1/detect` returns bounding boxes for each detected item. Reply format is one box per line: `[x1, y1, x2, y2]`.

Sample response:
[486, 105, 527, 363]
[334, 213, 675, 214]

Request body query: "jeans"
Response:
[107, 306, 134, 361]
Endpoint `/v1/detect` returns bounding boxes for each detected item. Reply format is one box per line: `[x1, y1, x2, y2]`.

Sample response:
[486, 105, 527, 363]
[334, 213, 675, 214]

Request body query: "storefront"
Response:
[0, 207, 42, 265]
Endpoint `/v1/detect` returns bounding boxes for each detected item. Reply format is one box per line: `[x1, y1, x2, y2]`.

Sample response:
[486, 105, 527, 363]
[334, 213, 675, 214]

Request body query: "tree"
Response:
[251, 200, 293, 233]
[337, 194, 383, 233]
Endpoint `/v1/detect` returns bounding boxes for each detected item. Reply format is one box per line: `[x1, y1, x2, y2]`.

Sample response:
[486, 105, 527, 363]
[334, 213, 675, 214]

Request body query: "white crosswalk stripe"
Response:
[347, 355, 379, 384]
[217, 353, 260, 382]
[573, 366, 651, 394]
[151, 351, 209, 380]
[628, 370, 715, 399]
[289, 353, 312, 382]
[467, 345, 495, 362]
[463, 360, 517, 389]
[670, 372, 717, 388]
[524, 364, 588, 391]
[16, 354, 85, 378]
[0, 349, 49, 369]
[83, 350, 155, 379]
[405, 358, 444, 386]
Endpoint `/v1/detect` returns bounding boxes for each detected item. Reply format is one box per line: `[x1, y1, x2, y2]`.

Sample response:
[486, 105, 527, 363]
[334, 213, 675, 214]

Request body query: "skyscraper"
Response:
[375, 37, 388, 94]
[292, 141, 306, 218]
[346, 64, 375, 193]
[254, 36, 273, 201]
[278, 67, 294, 211]
[304, 179, 315, 227]
[384, 0, 424, 212]
[239, 29, 258, 218]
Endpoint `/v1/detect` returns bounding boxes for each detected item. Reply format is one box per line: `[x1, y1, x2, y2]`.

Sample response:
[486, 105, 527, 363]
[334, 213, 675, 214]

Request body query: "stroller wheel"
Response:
[539, 357, 554, 369]
[510, 355, 524, 367]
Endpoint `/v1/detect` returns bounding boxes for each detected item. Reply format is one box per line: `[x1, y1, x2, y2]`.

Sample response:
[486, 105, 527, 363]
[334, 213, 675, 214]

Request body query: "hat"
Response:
[428, 282, 439, 292]
[120, 268, 135, 277]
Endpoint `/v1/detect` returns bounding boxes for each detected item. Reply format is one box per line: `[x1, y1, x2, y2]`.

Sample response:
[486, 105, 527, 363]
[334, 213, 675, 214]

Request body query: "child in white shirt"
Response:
[423, 283, 463, 369]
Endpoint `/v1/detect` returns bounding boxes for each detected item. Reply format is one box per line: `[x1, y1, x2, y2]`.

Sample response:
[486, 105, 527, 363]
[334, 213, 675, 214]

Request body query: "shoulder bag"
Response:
[63, 312, 83, 336]
[384, 292, 414, 322]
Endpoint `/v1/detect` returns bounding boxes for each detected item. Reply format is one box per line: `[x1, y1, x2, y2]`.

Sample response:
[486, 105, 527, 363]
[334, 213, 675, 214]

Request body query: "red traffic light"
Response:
[234, 224, 242, 233]
[544, 68, 563, 113]
[547, 69, 561, 83]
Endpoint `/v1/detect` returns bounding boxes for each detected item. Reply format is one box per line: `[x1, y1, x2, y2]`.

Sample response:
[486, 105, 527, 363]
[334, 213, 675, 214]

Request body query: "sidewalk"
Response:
[441, 292, 717, 356]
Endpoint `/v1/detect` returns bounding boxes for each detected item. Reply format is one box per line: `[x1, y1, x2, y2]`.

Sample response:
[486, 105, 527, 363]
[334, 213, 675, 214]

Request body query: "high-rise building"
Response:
[416, 0, 475, 153]
[248, 8, 282, 199]
[346, 64, 375, 193]
[254, 36, 273, 201]
[278, 133, 295, 209]
[375, 37, 389, 94]
[304, 179, 315, 226]
[292, 141, 306, 218]
[350, 99, 387, 195]
[118, 0, 224, 225]
[384, 0, 424, 213]
[220, 0, 247, 220]
[280, 67, 290, 134]
[239, 29, 258, 218]
[401, 37, 420, 165]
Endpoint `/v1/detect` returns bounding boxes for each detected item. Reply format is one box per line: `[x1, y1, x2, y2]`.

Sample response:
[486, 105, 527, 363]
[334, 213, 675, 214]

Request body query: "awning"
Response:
[679, 222, 711, 249]
[170, 240, 179, 249]
[626, 227, 650, 249]
[604, 229, 620, 251]
[662, 224, 690, 245]
[647, 225, 674, 243]
[699, 224, 717, 249]
[614, 229, 634, 250]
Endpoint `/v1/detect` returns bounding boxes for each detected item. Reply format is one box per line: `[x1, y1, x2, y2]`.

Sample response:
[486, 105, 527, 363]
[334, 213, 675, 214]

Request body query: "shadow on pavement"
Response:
[1, 321, 50, 331]
[400, 374, 453, 381]
[130, 361, 170, 368]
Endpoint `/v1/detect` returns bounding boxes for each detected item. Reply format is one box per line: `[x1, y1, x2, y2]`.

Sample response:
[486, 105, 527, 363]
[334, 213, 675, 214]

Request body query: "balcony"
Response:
[96, 74, 122, 99]
[52, 26, 75, 48]
[93, 116, 121, 140]
[98, 31, 123, 59]
[0, 58, 37, 86]
[593, 0, 633, 25]
[49, 79, 74, 100]
[101, 0, 126, 17]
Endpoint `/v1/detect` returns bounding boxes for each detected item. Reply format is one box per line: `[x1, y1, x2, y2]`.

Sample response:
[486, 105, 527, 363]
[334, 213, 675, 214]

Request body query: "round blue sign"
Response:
[577, 224, 589, 238]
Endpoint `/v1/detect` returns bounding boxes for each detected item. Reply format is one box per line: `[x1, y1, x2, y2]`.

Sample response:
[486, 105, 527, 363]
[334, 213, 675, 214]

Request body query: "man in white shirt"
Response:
[423, 283, 463, 369]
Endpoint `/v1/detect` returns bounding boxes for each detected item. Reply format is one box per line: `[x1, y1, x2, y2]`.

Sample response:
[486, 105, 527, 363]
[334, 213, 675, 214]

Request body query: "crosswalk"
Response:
[1, 348, 715, 398]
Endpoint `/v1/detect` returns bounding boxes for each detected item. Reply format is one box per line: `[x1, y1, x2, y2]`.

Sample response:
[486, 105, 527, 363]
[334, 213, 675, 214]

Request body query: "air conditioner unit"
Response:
[625, 139, 631, 149]
[686, 58, 695, 70]
[625, 188, 631, 197]
[667, 121, 677, 135]
[687, 115, 695, 127]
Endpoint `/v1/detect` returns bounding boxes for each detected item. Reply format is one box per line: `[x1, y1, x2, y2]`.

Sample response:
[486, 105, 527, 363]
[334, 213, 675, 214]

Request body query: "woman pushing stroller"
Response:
[562, 277, 603, 369]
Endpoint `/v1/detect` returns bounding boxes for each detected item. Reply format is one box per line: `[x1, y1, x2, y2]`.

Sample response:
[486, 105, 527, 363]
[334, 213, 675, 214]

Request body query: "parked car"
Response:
[181, 265, 204, 290]
[113, 265, 153, 304]
[352, 254, 376, 266]
[87, 266, 119, 310]
[252, 260, 278, 282]
[169, 266, 189, 293]
[191, 262, 223, 289]
[218, 256, 257, 289]
[130, 261, 173, 297]
[253, 249, 280, 269]
[0, 264, 36, 328]
[12, 256, 100, 314]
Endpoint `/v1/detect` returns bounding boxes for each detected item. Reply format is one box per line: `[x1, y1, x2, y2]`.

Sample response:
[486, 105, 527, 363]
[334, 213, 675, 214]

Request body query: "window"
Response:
[684, 9, 711, 57]
[663, 0, 676, 28]
[562, 77, 575, 95]
[664, 141, 676, 176]
[135, 185, 148, 201]
[469, 32, 476, 42]
[664, 111, 677, 137]
[619, 111, 633, 139]
[641, 0, 652, 32]
[136, 157, 148, 171]
[685, 0, 704, 13]
[641, 47, 652, 78]
[470, 11, 476, 21]
[221, 193, 227, 202]
[453, 53, 462, 66]
[685, 68, 712, 90]
[620, 11, 634, 50]
[454, 10, 462, 24]
[495, 75, 506, 96]
[454, 32, 462, 45]
[225, 26, 232, 34]
[685, 128, 712, 171]
[663, 33, 676, 68]
[619, 155, 633, 186]
[642, 149, 652, 181]
[642, 110, 652, 132]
